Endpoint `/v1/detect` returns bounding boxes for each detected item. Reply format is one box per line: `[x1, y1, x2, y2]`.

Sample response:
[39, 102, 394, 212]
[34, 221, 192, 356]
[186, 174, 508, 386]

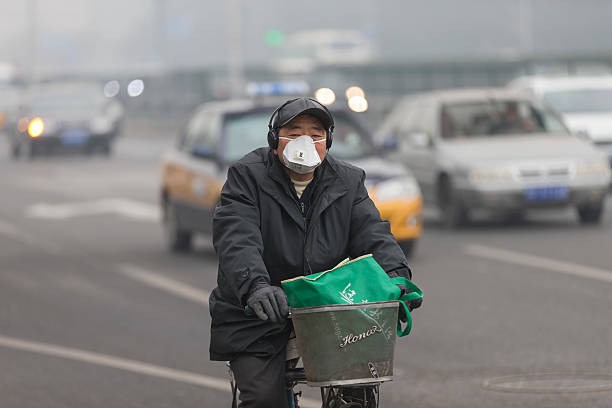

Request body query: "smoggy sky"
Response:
[2, 0, 612, 76]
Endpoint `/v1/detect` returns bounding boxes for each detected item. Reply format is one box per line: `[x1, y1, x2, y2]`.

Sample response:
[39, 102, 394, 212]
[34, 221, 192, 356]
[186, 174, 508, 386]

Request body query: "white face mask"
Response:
[279, 135, 326, 174]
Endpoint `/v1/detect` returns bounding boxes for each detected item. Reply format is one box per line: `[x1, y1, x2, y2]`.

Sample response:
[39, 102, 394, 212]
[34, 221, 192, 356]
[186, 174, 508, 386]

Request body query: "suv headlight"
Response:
[575, 160, 611, 177]
[374, 178, 421, 202]
[469, 167, 514, 184]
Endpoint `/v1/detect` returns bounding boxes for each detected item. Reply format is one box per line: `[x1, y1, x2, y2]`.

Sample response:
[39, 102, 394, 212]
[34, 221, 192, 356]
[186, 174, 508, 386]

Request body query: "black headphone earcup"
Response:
[267, 129, 278, 149]
[326, 127, 334, 149]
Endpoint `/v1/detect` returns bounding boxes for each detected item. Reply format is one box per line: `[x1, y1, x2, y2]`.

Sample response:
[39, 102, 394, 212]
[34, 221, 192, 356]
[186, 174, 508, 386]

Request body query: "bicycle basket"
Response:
[291, 301, 397, 387]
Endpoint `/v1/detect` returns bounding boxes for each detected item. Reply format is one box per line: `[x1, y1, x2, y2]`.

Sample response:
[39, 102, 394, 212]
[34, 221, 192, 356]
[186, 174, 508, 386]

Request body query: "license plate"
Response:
[524, 186, 569, 202]
[62, 130, 88, 145]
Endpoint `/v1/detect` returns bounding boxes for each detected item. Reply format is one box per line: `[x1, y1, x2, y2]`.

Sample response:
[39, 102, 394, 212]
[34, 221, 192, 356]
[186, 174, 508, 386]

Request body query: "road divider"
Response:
[0, 334, 320, 407]
[26, 198, 159, 222]
[465, 244, 612, 284]
[117, 264, 211, 307]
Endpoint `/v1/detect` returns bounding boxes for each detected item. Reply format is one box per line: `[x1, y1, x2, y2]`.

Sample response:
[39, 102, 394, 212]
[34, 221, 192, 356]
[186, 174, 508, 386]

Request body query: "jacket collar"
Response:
[260, 149, 348, 230]
[260, 151, 306, 229]
[308, 155, 349, 227]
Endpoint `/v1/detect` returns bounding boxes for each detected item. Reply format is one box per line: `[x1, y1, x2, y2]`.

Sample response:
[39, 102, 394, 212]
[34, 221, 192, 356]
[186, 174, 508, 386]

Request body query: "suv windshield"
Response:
[440, 100, 568, 139]
[542, 89, 612, 113]
[223, 109, 374, 162]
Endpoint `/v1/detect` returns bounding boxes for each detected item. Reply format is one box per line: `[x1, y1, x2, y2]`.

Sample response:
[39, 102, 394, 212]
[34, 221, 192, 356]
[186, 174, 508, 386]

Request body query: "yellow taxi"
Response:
[160, 99, 422, 256]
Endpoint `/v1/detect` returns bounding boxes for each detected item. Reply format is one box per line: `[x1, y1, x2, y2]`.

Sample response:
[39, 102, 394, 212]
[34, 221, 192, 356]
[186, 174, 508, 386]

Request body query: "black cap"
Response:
[271, 97, 334, 131]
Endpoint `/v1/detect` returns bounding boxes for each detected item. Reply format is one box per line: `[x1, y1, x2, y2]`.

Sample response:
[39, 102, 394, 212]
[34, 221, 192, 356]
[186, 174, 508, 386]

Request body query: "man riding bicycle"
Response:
[209, 97, 421, 407]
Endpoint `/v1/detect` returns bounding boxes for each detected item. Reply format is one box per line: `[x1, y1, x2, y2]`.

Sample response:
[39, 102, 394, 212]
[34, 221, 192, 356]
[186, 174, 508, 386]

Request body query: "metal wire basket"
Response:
[291, 300, 398, 387]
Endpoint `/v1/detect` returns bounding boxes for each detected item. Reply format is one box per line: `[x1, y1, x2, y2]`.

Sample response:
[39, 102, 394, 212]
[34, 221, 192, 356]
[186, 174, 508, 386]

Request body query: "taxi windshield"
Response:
[440, 100, 568, 139]
[222, 110, 374, 162]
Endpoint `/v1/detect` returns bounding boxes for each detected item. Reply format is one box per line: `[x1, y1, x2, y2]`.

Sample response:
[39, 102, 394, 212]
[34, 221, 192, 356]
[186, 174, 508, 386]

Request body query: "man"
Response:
[209, 97, 420, 407]
[489, 101, 535, 134]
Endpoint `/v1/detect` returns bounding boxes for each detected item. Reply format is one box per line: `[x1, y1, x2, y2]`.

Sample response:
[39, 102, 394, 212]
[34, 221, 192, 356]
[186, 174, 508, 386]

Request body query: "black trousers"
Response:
[230, 346, 288, 408]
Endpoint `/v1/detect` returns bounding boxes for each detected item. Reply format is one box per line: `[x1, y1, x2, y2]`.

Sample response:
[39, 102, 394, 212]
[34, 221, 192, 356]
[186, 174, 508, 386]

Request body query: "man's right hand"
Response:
[397, 283, 423, 323]
[246, 284, 289, 323]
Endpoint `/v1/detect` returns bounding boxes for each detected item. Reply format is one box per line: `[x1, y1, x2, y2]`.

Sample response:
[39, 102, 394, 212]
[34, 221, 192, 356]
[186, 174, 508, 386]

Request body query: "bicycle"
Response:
[229, 302, 397, 408]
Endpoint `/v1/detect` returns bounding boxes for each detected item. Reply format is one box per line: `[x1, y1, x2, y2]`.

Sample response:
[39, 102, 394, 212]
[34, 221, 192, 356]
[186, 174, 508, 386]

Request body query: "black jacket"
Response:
[209, 148, 411, 361]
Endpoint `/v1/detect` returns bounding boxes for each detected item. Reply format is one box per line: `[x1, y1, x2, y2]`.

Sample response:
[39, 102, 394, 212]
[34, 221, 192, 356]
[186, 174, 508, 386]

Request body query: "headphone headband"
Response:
[267, 97, 335, 149]
[267, 98, 299, 134]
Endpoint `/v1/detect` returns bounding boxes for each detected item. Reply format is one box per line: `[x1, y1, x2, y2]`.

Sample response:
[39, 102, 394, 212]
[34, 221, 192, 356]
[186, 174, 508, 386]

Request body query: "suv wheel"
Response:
[163, 199, 193, 252]
[577, 201, 604, 224]
[438, 177, 469, 229]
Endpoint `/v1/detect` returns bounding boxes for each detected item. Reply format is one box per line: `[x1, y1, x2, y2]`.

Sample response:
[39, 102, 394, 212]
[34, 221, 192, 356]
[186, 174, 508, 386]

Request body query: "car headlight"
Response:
[374, 178, 421, 202]
[469, 167, 514, 184]
[90, 117, 112, 134]
[575, 160, 611, 177]
[27, 117, 58, 136]
[28, 117, 44, 138]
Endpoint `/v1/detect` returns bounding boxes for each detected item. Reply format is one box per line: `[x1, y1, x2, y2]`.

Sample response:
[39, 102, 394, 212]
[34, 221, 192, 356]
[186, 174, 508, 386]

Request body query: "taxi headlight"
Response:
[469, 167, 514, 184]
[375, 178, 421, 202]
[575, 161, 611, 177]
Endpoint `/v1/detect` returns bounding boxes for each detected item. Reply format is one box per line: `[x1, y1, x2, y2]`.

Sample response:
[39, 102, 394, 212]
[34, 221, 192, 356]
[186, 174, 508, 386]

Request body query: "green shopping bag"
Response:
[281, 254, 422, 336]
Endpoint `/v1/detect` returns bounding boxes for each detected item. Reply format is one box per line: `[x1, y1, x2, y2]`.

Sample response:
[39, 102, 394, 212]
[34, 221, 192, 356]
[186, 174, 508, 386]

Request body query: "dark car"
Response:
[8, 82, 124, 158]
[160, 99, 423, 257]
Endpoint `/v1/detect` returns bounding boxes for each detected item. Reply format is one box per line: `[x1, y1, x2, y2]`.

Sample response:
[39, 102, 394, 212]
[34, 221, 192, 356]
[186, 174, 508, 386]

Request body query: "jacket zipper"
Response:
[297, 200, 313, 275]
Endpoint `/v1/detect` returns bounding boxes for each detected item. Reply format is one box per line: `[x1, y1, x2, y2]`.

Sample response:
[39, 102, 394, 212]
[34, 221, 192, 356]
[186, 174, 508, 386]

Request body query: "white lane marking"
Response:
[465, 244, 612, 284]
[0, 334, 227, 389]
[0, 334, 320, 407]
[26, 198, 159, 222]
[0, 219, 62, 253]
[117, 264, 211, 307]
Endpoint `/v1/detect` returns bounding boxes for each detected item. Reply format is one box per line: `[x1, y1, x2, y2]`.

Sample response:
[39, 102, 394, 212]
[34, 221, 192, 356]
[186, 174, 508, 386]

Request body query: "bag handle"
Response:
[397, 300, 412, 337]
[390, 277, 423, 337]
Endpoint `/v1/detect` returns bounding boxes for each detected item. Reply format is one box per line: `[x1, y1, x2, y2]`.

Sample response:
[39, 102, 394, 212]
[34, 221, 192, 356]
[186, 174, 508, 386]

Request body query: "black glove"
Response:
[397, 284, 423, 323]
[246, 284, 289, 323]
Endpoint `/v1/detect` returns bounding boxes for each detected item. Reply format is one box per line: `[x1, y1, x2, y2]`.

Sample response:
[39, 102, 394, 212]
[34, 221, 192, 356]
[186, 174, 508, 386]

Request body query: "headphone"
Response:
[267, 97, 335, 149]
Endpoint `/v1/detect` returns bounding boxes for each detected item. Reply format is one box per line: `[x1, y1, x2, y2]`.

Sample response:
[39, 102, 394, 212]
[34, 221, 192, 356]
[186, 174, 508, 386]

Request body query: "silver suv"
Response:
[375, 88, 611, 227]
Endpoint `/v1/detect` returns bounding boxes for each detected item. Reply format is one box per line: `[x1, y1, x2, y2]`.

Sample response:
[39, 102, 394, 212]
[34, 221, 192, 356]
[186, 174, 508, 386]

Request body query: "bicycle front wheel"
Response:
[321, 384, 379, 408]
